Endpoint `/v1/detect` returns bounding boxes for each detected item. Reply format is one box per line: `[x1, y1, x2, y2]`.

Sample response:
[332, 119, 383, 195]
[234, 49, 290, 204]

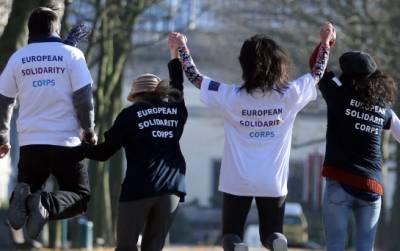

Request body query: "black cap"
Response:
[339, 51, 377, 76]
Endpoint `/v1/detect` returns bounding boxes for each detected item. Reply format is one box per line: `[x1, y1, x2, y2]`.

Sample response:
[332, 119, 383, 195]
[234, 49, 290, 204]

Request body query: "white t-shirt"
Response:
[390, 110, 400, 142]
[200, 74, 317, 197]
[0, 42, 93, 146]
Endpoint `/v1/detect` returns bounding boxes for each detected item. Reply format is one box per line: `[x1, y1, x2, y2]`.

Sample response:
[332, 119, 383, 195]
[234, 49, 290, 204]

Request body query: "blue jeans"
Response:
[323, 179, 381, 251]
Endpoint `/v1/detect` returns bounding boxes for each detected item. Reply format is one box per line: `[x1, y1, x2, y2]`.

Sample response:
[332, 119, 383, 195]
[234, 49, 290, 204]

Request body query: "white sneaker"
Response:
[234, 243, 249, 251]
[272, 236, 288, 251]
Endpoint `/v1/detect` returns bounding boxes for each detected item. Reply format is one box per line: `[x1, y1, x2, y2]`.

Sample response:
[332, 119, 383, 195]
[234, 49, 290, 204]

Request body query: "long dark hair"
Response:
[239, 34, 291, 95]
[130, 80, 183, 103]
[340, 70, 397, 107]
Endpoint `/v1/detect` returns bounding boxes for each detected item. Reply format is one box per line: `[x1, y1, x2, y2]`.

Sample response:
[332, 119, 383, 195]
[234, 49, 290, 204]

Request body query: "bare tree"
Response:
[0, 0, 66, 69]
[67, 0, 166, 244]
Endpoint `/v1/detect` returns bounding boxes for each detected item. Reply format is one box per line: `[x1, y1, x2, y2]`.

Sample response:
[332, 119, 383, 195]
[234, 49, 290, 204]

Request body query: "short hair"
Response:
[28, 7, 59, 38]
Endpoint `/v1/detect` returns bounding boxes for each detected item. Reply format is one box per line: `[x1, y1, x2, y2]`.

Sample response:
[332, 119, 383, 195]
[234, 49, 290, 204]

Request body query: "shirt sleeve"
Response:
[383, 108, 393, 130]
[0, 56, 18, 98]
[286, 73, 317, 112]
[168, 58, 184, 92]
[389, 110, 400, 142]
[82, 110, 128, 161]
[318, 71, 340, 101]
[68, 48, 93, 91]
[200, 76, 232, 110]
[72, 85, 95, 132]
[0, 94, 15, 144]
[103, 110, 129, 149]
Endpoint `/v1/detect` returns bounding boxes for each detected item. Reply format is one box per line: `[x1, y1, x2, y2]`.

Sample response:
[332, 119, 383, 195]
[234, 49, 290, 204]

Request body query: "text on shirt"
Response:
[240, 108, 284, 139]
[344, 99, 386, 135]
[136, 107, 179, 139]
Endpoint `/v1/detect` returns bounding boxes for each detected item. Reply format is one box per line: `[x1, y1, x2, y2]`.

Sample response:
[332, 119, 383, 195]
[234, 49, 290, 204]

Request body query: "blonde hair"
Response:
[127, 74, 182, 103]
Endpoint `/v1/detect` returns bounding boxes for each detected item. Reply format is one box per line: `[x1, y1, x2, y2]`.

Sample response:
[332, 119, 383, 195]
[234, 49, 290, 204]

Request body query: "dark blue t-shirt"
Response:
[106, 99, 188, 202]
[82, 59, 188, 202]
[319, 72, 392, 200]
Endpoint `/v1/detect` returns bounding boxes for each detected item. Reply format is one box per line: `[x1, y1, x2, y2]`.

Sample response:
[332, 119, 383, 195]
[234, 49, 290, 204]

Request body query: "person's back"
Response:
[4, 41, 91, 146]
[317, 51, 398, 251]
[112, 96, 188, 201]
[320, 71, 392, 184]
[169, 23, 335, 251]
[0, 7, 95, 240]
[318, 52, 396, 198]
[200, 73, 315, 196]
[79, 52, 189, 250]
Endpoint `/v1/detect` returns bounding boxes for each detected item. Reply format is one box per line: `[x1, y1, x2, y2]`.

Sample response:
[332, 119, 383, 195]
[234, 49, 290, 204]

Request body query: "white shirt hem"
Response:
[19, 131, 81, 147]
[219, 186, 288, 197]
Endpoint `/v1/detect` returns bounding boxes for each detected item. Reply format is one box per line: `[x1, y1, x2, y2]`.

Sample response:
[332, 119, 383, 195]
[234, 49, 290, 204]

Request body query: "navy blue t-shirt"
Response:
[107, 99, 187, 202]
[82, 59, 188, 202]
[319, 72, 392, 200]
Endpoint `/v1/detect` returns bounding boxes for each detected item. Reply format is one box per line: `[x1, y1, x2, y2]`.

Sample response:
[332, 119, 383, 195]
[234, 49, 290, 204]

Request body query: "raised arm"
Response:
[310, 22, 336, 83]
[168, 34, 184, 92]
[63, 23, 90, 47]
[169, 32, 204, 89]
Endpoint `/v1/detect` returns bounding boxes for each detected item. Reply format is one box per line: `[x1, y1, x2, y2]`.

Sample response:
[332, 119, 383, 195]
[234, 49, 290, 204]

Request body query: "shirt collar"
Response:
[28, 33, 63, 44]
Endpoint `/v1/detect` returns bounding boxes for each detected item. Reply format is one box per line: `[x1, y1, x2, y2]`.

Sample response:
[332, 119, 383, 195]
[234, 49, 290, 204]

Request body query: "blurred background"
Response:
[0, 0, 400, 250]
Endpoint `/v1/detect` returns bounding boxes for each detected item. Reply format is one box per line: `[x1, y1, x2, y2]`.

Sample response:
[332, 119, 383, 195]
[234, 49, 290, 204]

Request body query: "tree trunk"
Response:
[109, 149, 123, 235]
[0, 0, 35, 69]
[85, 0, 160, 244]
[0, 0, 65, 69]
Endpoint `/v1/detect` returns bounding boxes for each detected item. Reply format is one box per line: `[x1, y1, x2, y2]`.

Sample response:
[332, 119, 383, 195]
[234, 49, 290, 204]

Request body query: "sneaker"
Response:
[234, 243, 249, 251]
[26, 193, 49, 239]
[8, 183, 30, 229]
[272, 236, 288, 251]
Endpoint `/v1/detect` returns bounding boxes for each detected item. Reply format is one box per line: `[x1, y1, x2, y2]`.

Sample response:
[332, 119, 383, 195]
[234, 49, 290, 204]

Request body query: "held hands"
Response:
[0, 143, 10, 159]
[168, 33, 179, 58]
[168, 32, 188, 50]
[320, 22, 336, 47]
[81, 131, 98, 145]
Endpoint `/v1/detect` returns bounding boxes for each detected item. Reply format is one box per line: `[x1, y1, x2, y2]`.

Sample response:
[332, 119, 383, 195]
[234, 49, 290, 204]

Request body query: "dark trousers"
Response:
[115, 194, 180, 251]
[16, 145, 90, 220]
[222, 192, 286, 249]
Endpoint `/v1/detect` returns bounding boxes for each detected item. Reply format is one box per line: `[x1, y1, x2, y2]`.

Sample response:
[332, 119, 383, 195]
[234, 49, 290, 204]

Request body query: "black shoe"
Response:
[8, 182, 30, 229]
[222, 234, 242, 251]
[26, 193, 49, 239]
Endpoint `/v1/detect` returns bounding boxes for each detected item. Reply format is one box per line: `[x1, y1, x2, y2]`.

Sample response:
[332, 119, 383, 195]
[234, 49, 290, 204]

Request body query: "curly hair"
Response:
[239, 34, 291, 95]
[340, 70, 397, 107]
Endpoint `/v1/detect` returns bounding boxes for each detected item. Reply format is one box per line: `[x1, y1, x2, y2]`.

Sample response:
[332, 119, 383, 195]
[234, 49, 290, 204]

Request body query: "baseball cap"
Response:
[339, 51, 377, 76]
[127, 73, 162, 101]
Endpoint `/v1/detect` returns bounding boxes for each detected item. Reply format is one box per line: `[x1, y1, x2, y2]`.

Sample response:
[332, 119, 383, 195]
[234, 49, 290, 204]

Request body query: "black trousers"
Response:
[222, 192, 286, 248]
[16, 145, 90, 220]
[115, 194, 180, 251]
